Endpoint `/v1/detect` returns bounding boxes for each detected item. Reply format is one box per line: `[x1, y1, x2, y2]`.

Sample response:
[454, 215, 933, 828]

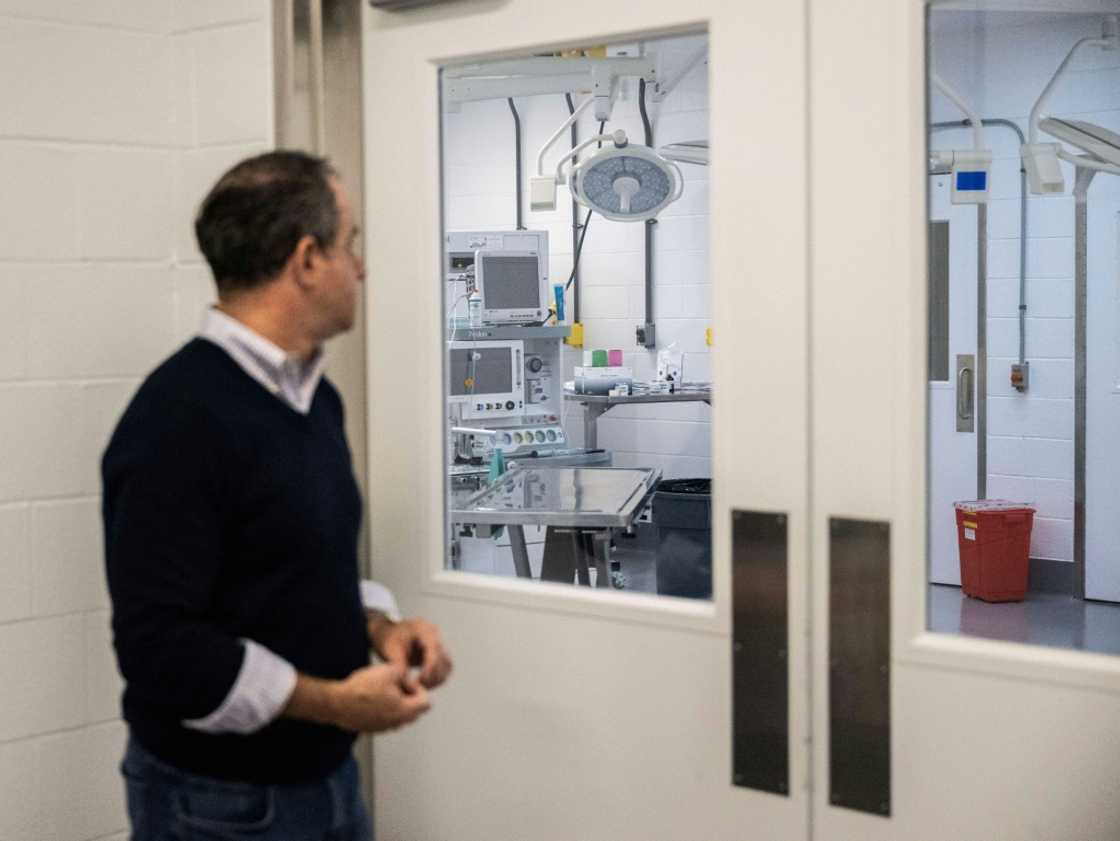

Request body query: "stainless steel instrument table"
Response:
[452, 465, 662, 586]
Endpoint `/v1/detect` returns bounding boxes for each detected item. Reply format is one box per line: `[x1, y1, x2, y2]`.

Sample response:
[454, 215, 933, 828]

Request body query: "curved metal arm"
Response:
[557, 132, 622, 183]
[1058, 149, 1120, 176]
[537, 96, 594, 177]
[1030, 35, 1115, 144]
[931, 72, 984, 150]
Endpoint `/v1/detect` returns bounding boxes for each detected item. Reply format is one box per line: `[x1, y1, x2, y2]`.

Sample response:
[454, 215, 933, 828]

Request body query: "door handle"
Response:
[956, 354, 975, 432]
[957, 366, 973, 421]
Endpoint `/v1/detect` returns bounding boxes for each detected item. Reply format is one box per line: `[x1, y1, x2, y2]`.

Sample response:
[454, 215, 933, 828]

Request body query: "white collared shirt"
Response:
[184, 309, 400, 735]
[199, 307, 327, 414]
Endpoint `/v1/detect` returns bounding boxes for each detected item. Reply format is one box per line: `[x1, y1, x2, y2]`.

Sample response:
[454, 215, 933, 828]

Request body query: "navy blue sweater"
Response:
[102, 339, 369, 783]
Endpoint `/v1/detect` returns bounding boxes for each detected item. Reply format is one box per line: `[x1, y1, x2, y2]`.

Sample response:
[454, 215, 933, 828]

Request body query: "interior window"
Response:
[440, 31, 713, 599]
[926, 6, 1120, 652]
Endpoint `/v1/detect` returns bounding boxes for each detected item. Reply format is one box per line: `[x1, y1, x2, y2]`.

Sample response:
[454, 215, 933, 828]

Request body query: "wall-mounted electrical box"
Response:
[1011, 362, 1030, 393]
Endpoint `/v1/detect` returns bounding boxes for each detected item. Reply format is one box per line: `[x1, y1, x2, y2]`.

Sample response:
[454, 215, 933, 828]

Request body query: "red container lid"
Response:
[954, 499, 1035, 513]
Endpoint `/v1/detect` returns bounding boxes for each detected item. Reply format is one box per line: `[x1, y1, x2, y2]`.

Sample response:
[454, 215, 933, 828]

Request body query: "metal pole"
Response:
[977, 203, 987, 499]
[271, 0, 295, 143]
[1074, 166, 1096, 600]
[308, 0, 326, 154]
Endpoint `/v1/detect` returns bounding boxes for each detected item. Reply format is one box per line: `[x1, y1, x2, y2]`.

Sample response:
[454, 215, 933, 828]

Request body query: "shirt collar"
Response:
[199, 308, 326, 414]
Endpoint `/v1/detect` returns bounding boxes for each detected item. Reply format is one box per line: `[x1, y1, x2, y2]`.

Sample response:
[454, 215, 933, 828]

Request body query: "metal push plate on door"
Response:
[731, 510, 789, 796]
[829, 517, 891, 817]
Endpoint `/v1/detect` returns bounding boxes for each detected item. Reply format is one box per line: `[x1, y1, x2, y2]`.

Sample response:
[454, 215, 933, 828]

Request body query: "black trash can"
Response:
[653, 478, 712, 599]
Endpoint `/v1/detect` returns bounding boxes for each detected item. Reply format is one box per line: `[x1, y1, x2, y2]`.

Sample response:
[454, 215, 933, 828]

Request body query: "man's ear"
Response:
[290, 234, 318, 289]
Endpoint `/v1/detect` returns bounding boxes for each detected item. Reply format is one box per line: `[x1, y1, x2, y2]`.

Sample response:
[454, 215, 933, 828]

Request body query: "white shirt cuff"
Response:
[182, 639, 297, 735]
[361, 579, 401, 622]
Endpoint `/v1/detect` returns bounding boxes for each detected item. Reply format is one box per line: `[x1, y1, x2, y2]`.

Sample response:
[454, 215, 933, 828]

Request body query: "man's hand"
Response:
[368, 614, 453, 690]
[283, 662, 430, 733]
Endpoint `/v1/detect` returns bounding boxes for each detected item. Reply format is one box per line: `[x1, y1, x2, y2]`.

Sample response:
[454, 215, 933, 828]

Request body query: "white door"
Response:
[361, 2, 812, 840]
[811, 1, 1120, 839]
[1085, 196, 1120, 600]
[926, 176, 979, 585]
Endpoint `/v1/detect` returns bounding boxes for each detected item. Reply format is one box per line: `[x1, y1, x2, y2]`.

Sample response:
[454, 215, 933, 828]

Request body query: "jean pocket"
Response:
[175, 781, 276, 839]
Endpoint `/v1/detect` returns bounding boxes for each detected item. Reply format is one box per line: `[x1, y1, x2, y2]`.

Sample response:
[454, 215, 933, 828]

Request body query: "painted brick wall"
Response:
[931, 12, 1120, 565]
[0, 2, 272, 838]
[443, 33, 712, 481]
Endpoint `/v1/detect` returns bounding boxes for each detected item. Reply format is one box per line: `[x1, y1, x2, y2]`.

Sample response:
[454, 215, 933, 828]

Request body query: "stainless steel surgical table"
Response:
[452, 465, 662, 587]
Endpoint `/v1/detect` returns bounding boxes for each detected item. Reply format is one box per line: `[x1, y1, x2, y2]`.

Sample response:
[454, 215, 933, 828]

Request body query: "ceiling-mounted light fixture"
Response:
[556, 129, 683, 222]
[446, 54, 690, 220]
[531, 107, 684, 222]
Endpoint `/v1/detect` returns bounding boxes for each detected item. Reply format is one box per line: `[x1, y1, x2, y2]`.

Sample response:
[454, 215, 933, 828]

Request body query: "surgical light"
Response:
[559, 129, 683, 222]
[532, 102, 684, 222]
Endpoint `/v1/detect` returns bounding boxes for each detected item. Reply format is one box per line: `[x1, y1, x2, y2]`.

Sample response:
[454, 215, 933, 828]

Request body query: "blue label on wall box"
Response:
[956, 171, 987, 191]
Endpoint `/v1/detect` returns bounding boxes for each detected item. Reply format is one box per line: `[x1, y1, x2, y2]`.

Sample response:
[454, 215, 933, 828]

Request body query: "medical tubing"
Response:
[566, 94, 581, 322]
[446, 290, 470, 344]
[639, 78, 655, 328]
[931, 118, 1028, 367]
[564, 121, 606, 295]
[508, 98, 524, 230]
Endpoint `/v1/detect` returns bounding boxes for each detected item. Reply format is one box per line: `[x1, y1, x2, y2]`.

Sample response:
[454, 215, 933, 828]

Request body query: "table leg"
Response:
[574, 531, 592, 586]
[592, 531, 612, 589]
[583, 404, 609, 449]
[508, 525, 532, 579]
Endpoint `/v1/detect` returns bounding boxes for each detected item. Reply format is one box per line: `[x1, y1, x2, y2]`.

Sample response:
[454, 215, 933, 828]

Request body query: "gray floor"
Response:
[930, 584, 1120, 656]
[612, 544, 1120, 652]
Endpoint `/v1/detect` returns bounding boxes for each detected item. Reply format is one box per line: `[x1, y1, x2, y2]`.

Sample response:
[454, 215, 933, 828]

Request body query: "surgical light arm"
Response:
[556, 130, 625, 183]
[1029, 24, 1118, 145]
[530, 96, 594, 212]
[931, 72, 984, 150]
[1056, 150, 1120, 176]
[1024, 17, 1118, 193]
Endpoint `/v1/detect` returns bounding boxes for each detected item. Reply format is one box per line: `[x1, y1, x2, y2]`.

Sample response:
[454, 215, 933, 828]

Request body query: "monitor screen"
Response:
[480, 254, 540, 309]
[449, 347, 513, 396]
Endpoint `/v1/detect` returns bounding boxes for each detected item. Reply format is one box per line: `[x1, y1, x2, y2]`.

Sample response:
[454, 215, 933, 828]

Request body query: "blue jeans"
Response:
[121, 738, 373, 841]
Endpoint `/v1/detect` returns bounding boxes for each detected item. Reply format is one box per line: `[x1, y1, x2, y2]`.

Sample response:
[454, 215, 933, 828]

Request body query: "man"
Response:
[101, 151, 451, 840]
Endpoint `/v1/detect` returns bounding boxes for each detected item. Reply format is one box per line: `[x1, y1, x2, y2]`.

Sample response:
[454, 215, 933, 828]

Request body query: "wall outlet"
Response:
[1011, 362, 1029, 393]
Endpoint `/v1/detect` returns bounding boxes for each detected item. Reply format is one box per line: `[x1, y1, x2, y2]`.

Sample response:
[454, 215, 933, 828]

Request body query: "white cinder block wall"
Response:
[443, 34, 712, 480]
[931, 12, 1120, 568]
[0, 2, 272, 839]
